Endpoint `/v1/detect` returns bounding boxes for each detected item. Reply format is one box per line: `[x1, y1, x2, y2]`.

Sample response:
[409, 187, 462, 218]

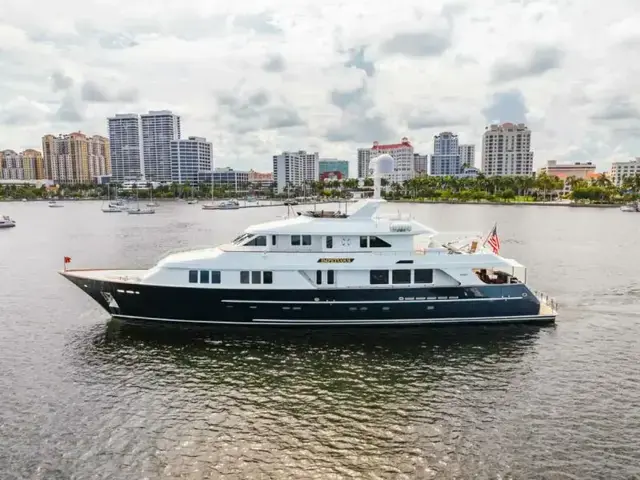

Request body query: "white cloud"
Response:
[1, 0, 640, 173]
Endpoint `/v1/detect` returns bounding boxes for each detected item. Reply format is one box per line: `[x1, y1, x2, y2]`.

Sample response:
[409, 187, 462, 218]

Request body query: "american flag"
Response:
[486, 223, 500, 254]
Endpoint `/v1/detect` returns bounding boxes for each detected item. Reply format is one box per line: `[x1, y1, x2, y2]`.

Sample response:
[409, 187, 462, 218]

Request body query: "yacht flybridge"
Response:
[59, 154, 557, 327]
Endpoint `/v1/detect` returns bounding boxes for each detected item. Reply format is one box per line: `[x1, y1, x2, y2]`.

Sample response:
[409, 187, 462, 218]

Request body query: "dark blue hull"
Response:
[61, 272, 554, 327]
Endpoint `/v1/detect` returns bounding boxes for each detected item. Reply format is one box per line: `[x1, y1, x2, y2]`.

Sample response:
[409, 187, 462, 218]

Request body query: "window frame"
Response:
[414, 269, 434, 283]
[188, 270, 198, 283]
[263, 271, 273, 284]
[251, 271, 262, 284]
[200, 270, 210, 283]
[240, 271, 250, 284]
[370, 270, 389, 285]
[211, 271, 221, 284]
[392, 269, 411, 284]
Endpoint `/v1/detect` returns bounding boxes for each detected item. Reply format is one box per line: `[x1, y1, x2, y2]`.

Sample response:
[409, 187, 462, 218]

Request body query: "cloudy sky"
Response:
[1, 0, 639, 173]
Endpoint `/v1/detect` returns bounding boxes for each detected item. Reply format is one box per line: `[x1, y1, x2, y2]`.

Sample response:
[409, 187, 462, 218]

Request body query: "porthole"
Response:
[522, 293, 528, 297]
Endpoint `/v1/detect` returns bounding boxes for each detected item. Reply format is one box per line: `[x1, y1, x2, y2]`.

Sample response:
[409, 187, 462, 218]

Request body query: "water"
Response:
[1, 200, 639, 479]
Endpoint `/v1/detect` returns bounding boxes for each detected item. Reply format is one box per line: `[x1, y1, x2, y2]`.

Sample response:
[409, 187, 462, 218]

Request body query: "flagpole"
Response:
[481, 222, 496, 248]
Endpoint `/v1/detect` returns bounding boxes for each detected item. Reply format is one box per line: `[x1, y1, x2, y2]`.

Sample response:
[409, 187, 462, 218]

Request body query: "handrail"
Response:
[534, 290, 559, 313]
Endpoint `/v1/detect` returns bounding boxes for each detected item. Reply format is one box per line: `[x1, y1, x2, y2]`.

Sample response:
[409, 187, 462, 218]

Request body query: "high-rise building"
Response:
[357, 148, 371, 178]
[319, 159, 349, 179]
[141, 110, 181, 182]
[170, 136, 213, 184]
[42, 132, 110, 184]
[459, 144, 475, 168]
[366, 137, 414, 183]
[431, 132, 460, 176]
[297, 150, 319, 182]
[273, 152, 303, 193]
[413, 154, 428, 175]
[108, 113, 144, 182]
[610, 158, 640, 187]
[481, 123, 534, 176]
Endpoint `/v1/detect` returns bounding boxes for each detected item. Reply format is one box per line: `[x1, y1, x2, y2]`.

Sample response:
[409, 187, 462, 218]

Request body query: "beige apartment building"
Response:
[42, 133, 110, 184]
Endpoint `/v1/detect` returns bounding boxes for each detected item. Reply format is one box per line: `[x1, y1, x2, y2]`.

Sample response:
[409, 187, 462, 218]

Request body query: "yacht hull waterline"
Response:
[59, 270, 555, 326]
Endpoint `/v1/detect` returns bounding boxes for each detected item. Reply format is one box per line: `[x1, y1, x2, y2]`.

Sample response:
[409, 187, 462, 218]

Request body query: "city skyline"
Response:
[2, 2, 638, 175]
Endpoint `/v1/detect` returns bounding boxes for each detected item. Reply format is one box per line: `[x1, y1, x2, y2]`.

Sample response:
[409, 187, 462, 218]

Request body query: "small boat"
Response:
[620, 202, 639, 212]
[0, 214, 16, 228]
[102, 205, 123, 213]
[48, 200, 64, 208]
[128, 208, 155, 215]
[187, 199, 198, 205]
[202, 200, 240, 210]
[102, 185, 123, 212]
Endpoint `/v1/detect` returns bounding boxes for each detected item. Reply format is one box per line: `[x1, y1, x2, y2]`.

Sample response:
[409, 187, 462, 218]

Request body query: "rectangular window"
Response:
[369, 236, 391, 248]
[302, 235, 311, 246]
[189, 270, 198, 283]
[263, 271, 273, 284]
[200, 270, 210, 283]
[392, 270, 411, 284]
[246, 235, 267, 246]
[326, 236, 333, 249]
[251, 271, 261, 284]
[240, 271, 250, 284]
[327, 270, 334, 284]
[370, 270, 389, 285]
[211, 271, 221, 284]
[360, 236, 368, 248]
[272, 235, 276, 245]
[316, 270, 322, 285]
[291, 235, 300, 246]
[414, 269, 434, 283]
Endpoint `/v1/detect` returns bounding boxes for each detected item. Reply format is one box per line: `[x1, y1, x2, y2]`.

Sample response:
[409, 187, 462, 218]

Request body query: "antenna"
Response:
[369, 154, 394, 199]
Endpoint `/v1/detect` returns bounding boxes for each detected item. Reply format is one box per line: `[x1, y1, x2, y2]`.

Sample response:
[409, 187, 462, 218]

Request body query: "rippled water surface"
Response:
[1, 201, 639, 479]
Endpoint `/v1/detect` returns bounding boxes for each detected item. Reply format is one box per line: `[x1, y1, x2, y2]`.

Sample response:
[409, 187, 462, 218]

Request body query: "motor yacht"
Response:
[0, 214, 16, 228]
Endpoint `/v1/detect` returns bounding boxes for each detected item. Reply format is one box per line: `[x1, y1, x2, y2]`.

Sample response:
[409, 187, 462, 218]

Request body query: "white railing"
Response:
[534, 290, 559, 313]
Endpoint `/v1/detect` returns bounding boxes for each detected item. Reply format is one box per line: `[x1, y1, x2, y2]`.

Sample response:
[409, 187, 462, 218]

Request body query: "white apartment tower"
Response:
[610, 158, 640, 187]
[108, 113, 144, 182]
[431, 132, 460, 176]
[365, 137, 414, 182]
[141, 110, 181, 183]
[481, 123, 534, 176]
[298, 150, 319, 182]
[170, 136, 213, 185]
[459, 144, 475, 168]
[273, 152, 303, 193]
[357, 148, 371, 178]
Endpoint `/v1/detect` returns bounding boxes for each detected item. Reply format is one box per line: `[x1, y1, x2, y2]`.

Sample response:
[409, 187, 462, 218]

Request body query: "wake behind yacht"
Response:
[59, 155, 557, 327]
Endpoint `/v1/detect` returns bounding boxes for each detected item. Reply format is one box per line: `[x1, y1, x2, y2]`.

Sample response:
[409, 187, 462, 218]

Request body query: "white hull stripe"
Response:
[112, 314, 555, 325]
[220, 296, 527, 305]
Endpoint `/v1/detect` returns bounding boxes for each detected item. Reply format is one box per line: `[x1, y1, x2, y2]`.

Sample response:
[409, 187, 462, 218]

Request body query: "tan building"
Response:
[248, 169, 273, 188]
[610, 158, 640, 187]
[538, 160, 597, 193]
[0, 149, 45, 180]
[42, 132, 110, 184]
[482, 123, 534, 176]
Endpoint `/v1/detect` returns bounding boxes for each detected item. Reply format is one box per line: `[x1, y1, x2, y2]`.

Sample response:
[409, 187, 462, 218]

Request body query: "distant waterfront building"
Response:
[459, 144, 476, 168]
[610, 158, 640, 187]
[170, 136, 213, 185]
[248, 170, 273, 188]
[0, 149, 45, 180]
[298, 151, 319, 182]
[367, 137, 414, 183]
[538, 160, 597, 193]
[413, 154, 428, 175]
[319, 159, 349, 179]
[198, 167, 249, 192]
[41, 132, 110, 184]
[482, 123, 534, 176]
[357, 148, 371, 178]
[320, 170, 345, 182]
[108, 113, 144, 182]
[141, 110, 181, 183]
[431, 132, 461, 176]
[273, 151, 303, 193]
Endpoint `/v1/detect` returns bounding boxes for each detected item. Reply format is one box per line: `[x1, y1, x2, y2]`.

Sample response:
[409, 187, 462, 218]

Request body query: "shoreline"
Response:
[387, 200, 622, 208]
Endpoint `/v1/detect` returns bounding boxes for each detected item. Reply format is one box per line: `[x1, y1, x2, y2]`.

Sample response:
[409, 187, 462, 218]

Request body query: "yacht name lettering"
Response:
[317, 258, 354, 263]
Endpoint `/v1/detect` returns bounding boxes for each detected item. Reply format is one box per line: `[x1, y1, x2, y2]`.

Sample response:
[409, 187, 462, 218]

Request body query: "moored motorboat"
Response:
[202, 200, 240, 210]
[0, 214, 16, 228]
[48, 200, 64, 208]
[620, 201, 639, 212]
[59, 154, 558, 328]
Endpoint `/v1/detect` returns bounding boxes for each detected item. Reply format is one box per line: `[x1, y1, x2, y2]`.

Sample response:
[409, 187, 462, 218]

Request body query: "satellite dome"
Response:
[371, 154, 394, 175]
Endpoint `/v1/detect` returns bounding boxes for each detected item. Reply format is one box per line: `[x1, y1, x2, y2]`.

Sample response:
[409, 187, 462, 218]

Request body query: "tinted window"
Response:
[272, 235, 276, 245]
[200, 270, 210, 283]
[396, 260, 413, 264]
[327, 270, 334, 284]
[302, 235, 311, 246]
[370, 270, 389, 285]
[415, 269, 433, 283]
[264, 271, 273, 284]
[326, 236, 333, 248]
[291, 235, 300, 246]
[240, 271, 250, 284]
[245, 235, 267, 246]
[189, 270, 198, 283]
[360, 236, 368, 248]
[392, 270, 411, 284]
[370, 236, 391, 248]
[211, 271, 221, 284]
[251, 271, 261, 284]
[316, 270, 322, 284]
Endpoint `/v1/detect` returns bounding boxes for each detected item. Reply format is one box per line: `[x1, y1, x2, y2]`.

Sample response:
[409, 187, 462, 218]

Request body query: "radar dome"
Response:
[371, 154, 394, 175]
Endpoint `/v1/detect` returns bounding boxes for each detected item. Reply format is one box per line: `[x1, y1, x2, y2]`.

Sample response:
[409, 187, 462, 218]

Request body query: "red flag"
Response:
[486, 224, 500, 254]
[64, 256, 71, 264]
